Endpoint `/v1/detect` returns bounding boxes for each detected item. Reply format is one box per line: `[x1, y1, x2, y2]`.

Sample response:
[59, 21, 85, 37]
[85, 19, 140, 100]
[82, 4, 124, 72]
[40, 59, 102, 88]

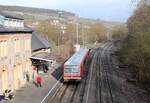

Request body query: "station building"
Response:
[0, 14, 33, 93]
[31, 32, 54, 73]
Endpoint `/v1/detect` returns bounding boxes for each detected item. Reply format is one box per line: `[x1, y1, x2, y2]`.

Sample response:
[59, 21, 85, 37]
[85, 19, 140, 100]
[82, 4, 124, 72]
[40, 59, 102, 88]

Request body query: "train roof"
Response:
[64, 48, 89, 66]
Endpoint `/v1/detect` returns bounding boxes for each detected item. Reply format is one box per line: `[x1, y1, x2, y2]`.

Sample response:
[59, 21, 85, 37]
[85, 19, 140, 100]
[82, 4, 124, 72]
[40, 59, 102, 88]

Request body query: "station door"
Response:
[2, 67, 9, 91]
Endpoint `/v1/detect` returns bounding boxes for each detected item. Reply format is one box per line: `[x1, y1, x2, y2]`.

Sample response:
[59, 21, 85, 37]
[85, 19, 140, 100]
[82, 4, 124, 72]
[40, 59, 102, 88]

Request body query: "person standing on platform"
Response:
[32, 65, 37, 81]
[36, 73, 42, 88]
[26, 71, 30, 82]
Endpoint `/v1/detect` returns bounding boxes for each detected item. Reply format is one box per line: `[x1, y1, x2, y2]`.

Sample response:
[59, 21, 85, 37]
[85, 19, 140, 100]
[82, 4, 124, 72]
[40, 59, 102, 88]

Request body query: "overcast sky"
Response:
[0, 0, 138, 22]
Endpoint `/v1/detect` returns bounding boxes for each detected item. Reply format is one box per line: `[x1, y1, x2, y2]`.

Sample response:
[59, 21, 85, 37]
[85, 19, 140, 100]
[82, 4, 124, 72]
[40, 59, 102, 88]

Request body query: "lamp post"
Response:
[57, 11, 62, 56]
[81, 23, 85, 47]
[76, 21, 79, 45]
[74, 14, 80, 52]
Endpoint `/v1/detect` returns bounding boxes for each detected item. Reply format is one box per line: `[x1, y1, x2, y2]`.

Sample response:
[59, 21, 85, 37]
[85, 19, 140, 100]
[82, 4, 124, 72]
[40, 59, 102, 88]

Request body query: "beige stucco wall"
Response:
[0, 33, 32, 93]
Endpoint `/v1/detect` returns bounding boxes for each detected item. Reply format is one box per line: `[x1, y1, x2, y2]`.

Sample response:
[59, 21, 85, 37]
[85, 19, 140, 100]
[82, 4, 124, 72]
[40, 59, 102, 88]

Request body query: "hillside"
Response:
[0, 5, 122, 27]
[0, 5, 75, 21]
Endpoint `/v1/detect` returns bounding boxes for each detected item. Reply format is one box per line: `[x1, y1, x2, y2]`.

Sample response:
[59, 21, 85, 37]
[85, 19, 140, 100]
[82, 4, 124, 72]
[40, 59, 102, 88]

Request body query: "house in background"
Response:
[0, 13, 33, 93]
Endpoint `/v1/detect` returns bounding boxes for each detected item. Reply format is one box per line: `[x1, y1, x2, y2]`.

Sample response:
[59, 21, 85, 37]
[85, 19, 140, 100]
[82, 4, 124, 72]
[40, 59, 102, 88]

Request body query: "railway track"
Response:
[95, 49, 102, 103]
[90, 42, 114, 103]
[42, 42, 117, 103]
[96, 42, 129, 103]
[46, 73, 89, 103]
[105, 43, 127, 103]
[44, 49, 93, 103]
[45, 82, 78, 103]
[100, 43, 114, 103]
[84, 42, 114, 103]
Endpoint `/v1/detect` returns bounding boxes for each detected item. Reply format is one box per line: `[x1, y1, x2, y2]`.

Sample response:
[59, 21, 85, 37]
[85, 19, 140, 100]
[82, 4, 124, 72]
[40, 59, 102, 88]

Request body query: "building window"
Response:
[14, 39, 21, 53]
[25, 38, 30, 51]
[14, 39, 17, 53]
[0, 41, 2, 58]
[0, 40, 8, 58]
[10, 19, 13, 27]
[4, 19, 9, 27]
[20, 21, 24, 27]
[0, 15, 4, 25]
[4, 41, 8, 57]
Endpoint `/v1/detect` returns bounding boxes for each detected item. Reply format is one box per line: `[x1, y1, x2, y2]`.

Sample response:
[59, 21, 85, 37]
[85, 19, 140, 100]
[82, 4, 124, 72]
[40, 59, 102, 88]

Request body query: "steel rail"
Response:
[41, 75, 63, 103]
[101, 43, 114, 103]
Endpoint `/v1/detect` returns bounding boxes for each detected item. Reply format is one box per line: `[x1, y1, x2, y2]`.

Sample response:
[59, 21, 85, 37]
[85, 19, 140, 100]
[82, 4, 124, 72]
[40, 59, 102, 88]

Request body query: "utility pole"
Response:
[58, 11, 62, 55]
[76, 15, 79, 45]
[82, 23, 85, 46]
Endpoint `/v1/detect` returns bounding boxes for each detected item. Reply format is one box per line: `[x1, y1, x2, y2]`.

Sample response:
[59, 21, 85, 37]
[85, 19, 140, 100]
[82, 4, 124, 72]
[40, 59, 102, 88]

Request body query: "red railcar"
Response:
[63, 48, 89, 82]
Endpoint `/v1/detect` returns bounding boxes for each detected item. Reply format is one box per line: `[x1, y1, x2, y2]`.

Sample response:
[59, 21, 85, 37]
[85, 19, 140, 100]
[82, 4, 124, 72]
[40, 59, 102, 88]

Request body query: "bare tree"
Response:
[121, 1, 150, 84]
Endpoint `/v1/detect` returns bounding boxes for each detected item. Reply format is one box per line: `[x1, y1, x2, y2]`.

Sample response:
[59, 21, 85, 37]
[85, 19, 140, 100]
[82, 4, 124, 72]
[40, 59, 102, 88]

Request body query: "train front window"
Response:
[64, 67, 80, 76]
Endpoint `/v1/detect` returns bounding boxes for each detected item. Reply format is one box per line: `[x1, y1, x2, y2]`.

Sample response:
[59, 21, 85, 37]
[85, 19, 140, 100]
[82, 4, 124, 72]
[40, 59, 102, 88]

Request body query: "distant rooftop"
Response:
[32, 32, 52, 52]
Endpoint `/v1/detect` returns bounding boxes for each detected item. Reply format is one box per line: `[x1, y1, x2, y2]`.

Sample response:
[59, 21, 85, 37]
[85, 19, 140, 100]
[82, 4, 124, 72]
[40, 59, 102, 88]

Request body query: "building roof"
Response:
[0, 12, 24, 20]
[0, 25, 33, 33]
[31, 52, 56, 62]
[0, 13, 33, 33]
[64, 48, 89, 66]
[32, 32, 52, 51]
